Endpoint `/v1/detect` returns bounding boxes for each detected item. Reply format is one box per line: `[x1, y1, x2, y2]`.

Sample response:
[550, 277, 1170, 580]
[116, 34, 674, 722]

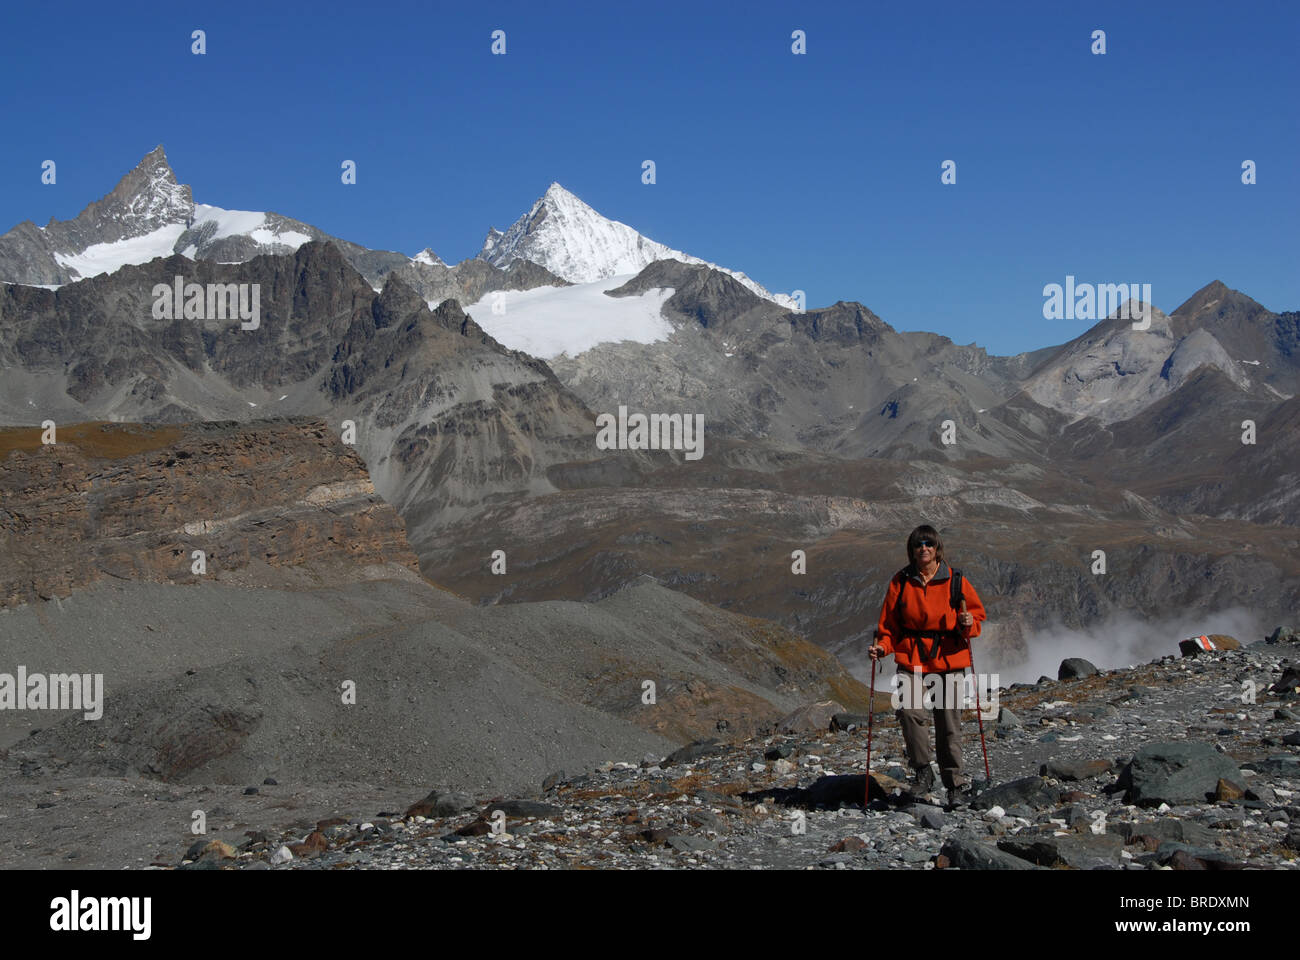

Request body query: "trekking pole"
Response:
[865, 630, 878, 807]
[965, 620, 992, 784]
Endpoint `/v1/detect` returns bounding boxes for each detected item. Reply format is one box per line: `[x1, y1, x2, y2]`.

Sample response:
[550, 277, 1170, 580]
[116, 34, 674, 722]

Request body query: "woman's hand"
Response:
[868, 643, 885, 660]
[957, 599, 973, 629]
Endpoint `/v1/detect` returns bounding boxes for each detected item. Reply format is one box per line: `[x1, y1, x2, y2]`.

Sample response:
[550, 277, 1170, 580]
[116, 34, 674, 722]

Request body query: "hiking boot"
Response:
[946, 784, 973, 808]
[907, 765, 935, 797]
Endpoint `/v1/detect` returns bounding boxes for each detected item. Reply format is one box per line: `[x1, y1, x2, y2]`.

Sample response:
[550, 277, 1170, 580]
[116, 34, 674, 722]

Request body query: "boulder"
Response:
[998, 832, 1124, 869]
[1113, 818, 1215, 847]
[972, 776, 1061, 811]
[830, 712, 873, 731]
[1272, 666, 1300, 695]
[663, 738, 724, 765]
[1241, 754, 1300, 778]
[1266, 626, 1299, 645]
[918, 809, 945, 830]
[666, 835, 716, 852]
[1117, 742, 1243, 806]
[1058, 658, 1098, 680]
[484, 799, 563, 819]
[403, 789, 475, 819]
[939, 836, 1043, 870]
[777, 700, 846, 734]
[1152, 842, 1245, 870]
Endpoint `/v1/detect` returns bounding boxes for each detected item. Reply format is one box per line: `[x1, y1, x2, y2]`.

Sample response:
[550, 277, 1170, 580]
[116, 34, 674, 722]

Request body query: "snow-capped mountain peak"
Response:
[90, 144, 194, 238]
[412, 247, 446, 267]
[477, 182, 795, 308]
[0, 146, 328, 285]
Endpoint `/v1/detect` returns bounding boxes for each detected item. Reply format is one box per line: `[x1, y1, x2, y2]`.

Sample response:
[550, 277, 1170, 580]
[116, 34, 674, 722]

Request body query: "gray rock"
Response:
[830, 713, 872, 732]
[664, 739, 723, 765]
[1267, 626, 1299, 645]
[998, 832, 1124, 869]
[1113, 818, 1215, 846]
[1117, 742, 1244, 806]
[1152, 841, 1243, 869]
[1241, 755, 1300, 777]
[485, 799, 563, 819]
[918, 809, 945, 830]
[666, 835, 716, 852]
[802, 774, 871, 808]
[405, 789, 476, 818]
[1059, 658, 1099, 680]
[997, 707, 1022, 728]
[940, 836, 1043, 870]
[972, 776, 1060, 811]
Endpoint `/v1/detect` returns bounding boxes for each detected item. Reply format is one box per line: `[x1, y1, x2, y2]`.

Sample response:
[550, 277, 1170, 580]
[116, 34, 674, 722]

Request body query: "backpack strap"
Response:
[898, 567, 964, 661]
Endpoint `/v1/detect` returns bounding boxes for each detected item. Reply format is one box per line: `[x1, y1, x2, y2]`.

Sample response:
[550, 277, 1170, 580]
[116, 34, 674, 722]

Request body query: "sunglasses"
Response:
[915, 540, 936, 548]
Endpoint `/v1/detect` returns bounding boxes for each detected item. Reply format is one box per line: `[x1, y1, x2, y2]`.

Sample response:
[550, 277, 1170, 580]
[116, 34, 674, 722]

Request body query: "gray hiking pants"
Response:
[897, 672, 969, 789]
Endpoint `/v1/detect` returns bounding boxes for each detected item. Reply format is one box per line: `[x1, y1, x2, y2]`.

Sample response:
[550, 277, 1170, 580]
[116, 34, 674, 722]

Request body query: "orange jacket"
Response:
[875, 562, 986, 673]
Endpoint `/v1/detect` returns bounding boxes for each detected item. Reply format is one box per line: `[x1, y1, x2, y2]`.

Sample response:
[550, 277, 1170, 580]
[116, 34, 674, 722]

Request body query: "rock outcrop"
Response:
[0, 418, 418, 606]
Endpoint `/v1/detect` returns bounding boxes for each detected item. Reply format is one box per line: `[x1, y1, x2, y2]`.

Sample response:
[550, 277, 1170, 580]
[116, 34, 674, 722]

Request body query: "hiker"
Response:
[867, 524, 986, 807]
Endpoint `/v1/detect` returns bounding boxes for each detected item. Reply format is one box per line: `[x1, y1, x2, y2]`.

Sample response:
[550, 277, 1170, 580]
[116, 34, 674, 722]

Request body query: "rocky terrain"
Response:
[0, 146, 1296, 875]
[0, 418, 874, 868]
[152, 628, 1300, 871]
[0, 418, 417, 606]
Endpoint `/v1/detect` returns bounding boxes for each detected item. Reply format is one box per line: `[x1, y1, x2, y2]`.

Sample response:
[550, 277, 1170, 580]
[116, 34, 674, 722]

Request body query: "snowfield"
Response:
[53, 223, 187, 280]
[441, 275, 676, 359]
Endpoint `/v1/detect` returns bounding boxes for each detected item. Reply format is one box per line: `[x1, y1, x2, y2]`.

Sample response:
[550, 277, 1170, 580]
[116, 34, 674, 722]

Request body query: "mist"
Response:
[989, 607, 1267, 686]
[845, 607, 1268, 691]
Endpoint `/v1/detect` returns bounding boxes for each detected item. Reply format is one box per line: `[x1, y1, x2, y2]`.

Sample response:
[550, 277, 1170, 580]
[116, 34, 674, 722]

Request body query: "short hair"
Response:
[906, 524, 945, 566]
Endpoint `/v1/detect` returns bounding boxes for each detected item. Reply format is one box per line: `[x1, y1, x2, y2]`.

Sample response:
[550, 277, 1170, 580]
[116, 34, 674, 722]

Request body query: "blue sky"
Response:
[0, 0, 1295, 355]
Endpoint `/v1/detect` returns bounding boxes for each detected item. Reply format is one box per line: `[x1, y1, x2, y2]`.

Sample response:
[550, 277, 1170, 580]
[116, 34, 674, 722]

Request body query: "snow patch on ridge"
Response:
[53, 223, 188, 280]
[438, 275, 676, 359]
